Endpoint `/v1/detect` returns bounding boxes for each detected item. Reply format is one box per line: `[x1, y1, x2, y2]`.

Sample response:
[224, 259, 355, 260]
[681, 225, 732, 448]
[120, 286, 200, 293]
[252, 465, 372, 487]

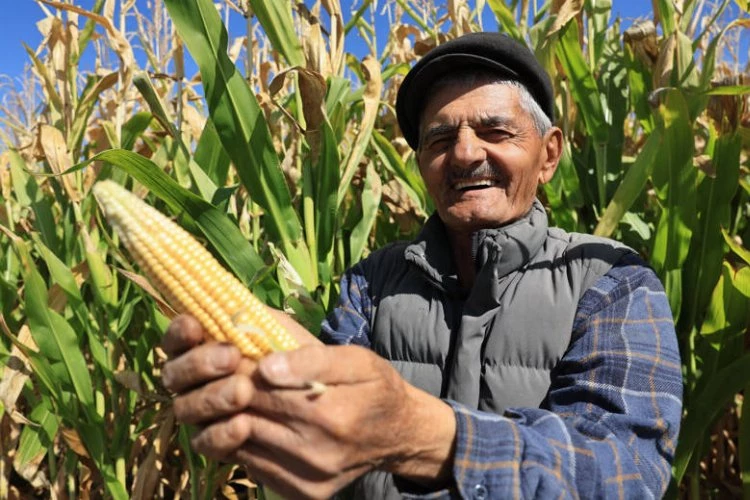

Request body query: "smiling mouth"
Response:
[452, 178, 497, 191]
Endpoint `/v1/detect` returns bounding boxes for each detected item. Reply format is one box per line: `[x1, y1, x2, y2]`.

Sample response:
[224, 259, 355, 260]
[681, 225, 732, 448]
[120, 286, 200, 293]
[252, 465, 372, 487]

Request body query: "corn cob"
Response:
[92, 180, 300, 360]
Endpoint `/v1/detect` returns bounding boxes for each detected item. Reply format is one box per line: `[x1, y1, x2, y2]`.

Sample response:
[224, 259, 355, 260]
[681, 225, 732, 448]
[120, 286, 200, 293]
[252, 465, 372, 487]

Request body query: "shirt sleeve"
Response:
[427, 255, 683, 499]
[319, 262, 372, 348]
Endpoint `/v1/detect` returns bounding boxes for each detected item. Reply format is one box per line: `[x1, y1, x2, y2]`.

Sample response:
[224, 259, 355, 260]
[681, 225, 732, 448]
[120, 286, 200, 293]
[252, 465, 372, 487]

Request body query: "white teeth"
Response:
[453, 179, 495, 190]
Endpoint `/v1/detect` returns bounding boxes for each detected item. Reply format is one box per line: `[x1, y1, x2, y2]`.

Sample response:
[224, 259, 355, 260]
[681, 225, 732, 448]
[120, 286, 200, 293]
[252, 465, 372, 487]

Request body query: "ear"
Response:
[537, 126, 563, 185]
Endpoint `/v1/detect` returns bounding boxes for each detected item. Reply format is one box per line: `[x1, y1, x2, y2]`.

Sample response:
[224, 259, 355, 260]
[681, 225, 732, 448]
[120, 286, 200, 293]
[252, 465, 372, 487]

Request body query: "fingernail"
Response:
[259, 353, 292, 384]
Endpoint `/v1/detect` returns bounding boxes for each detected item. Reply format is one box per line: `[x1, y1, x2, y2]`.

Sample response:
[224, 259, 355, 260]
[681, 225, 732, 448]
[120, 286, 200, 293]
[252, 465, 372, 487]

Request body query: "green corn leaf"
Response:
[13, 399, 59, 473]
[75, 0, 106, 64]
[699, 263, 750, 350]
[349, 164, 382, 263]
[655, 0, 677, 35]
[371, 130, 428, 210]
[555, 21, 609, 209]
[133, 72, 177, 137]
[723, 229, 750, 266]
[75, 149, 265, 288]
[314, 120, 341, 284]
[121, 112, 154, 152]
[164, 0, 313, 288]
[674, 351, 750, 483]
[133, 74, 192, 187]
[344, 0, 373, 35]
[703, 85, 750, 96]
[77, 419, 129, 500]
[86, 243, 117, 308]
[30, 234, 83, 305]
[8, 151, 59, 256]
[69, 72, 119, 158]
[22, 42, 64, 114]
[682, 132, 741, 329]
[624, 43, 654, 132]
[194, 119, 231, 187]
[486, 0, 524, 40]
[650, 89, 696, 319]
[595, 128, 660, 237]
[18, 245, 94, 407]
[247, 0, 305, 67]
[555, 22, 609, 143]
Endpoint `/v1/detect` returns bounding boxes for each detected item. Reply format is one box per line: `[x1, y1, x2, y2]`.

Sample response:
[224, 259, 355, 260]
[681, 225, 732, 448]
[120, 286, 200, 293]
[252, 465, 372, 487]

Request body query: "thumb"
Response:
[258, 345, 382, 388]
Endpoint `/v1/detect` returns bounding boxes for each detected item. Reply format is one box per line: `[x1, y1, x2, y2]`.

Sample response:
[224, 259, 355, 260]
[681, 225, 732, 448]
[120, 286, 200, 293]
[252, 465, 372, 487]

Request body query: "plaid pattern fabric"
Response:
[321, 255, 683, 499]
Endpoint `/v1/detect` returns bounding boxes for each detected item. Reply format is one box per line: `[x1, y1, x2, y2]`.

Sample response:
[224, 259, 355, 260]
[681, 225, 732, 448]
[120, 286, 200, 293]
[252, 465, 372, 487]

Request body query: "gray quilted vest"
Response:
[344, 200, 633, 499]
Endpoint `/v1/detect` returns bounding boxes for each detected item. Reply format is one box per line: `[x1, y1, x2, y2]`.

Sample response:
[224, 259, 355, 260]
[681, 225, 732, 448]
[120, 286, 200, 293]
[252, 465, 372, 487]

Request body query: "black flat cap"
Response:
[396, 32, 555, 150]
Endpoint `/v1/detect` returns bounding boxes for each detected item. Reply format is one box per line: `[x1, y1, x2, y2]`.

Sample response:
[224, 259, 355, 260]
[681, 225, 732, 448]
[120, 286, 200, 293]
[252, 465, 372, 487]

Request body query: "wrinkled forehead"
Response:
[418, 79, 524, 129]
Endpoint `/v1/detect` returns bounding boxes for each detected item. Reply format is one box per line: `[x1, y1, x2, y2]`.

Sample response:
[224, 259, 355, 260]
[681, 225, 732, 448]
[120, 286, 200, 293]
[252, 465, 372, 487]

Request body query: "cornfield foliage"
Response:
[0, 0, 748, 498]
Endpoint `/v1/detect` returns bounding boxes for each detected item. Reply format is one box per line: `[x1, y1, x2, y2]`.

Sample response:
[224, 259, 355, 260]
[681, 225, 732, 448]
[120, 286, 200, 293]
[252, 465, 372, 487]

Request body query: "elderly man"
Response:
[162, 33, 682, 499]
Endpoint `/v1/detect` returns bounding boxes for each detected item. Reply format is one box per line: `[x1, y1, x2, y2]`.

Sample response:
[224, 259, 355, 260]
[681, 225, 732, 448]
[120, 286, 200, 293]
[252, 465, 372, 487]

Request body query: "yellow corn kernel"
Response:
[92, 180, 299, 360]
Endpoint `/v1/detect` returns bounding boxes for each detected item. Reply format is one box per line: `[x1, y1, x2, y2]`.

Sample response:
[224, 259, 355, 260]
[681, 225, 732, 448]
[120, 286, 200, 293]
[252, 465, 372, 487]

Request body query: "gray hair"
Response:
[423, 71, 552, 137]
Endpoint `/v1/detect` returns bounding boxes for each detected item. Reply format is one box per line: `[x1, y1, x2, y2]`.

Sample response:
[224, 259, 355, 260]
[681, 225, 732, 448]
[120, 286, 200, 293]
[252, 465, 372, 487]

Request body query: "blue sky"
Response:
[0, 1, 746, 92]
[1, 1, 660, 78]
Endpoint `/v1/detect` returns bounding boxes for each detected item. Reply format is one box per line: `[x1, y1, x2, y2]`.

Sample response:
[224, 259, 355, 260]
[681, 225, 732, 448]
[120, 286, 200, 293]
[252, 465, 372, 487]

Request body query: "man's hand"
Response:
[161, 314, 457, 500]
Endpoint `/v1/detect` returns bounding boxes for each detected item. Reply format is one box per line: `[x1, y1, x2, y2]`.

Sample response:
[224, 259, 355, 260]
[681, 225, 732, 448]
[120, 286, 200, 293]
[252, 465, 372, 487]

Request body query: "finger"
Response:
[234, 443, 367, 500]
[173, 373, 256, 425]
[258, 344, 385, 389]
[162, 342, 243, 394]
[189, 411, 257, 460]
[234, 443, 323, 500]
[162, 314, 206, 358]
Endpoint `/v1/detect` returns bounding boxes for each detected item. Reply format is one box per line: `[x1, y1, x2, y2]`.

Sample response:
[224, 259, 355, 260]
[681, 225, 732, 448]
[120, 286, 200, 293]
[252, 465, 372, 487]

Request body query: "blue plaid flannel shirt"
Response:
[321, 254, 683, 499]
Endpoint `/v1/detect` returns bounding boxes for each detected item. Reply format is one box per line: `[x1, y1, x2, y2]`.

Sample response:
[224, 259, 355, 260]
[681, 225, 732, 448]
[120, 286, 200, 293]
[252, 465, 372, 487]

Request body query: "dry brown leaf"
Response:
[114, 370, 144, 396]
[1, 152, 11, 205]
[320, 0, 345, 76]
[131, 409, 175, 500]
[67, 10, 81, 57]
[547, 0, 584, 38]
[48, 261, 88, 313]
[60, 428, 90, 458]
[414, 33, 450, 56]
[298, 3, 332, 77]
[116, 268, 176, 319]
[624, 20, 659, 68]
[39, 124, 80, 202]
[180, 100, 207, 143]
[694, 154, 715, 178]
[0, 325, 35, 414]
[448, 0, 473, 35]
[12, 424, 49, 490]
[382, 179, 426, 233]
[228, 36, 246, 64]
[339, 57, 383, 196]
[270, 67, 327, 162]
[653, 32, 677, 89]
[38, 0, 135, 90]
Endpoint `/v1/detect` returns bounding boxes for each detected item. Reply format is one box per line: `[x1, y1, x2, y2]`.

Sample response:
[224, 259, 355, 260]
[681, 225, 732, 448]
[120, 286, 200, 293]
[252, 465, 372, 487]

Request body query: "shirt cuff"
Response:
[444, 400, 519, 500]
[393, 400, 506, 500]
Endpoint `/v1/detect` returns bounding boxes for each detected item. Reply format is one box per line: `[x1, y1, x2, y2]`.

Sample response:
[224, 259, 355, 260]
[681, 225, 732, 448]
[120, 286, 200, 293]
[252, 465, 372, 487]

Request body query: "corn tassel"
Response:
[92, 180, 299, 360]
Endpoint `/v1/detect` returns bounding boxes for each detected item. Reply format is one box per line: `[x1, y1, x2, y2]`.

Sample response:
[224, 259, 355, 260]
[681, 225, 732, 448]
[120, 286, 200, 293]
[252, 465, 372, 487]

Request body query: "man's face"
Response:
[416, 82, 560, 234]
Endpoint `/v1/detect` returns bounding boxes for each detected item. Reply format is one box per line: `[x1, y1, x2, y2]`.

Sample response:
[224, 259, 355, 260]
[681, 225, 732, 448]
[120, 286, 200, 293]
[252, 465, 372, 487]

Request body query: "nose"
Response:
[450, 126, 486, 168]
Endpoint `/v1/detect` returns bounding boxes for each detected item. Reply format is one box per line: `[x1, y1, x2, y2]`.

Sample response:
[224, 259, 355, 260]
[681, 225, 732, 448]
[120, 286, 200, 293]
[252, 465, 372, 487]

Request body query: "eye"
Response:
[479, 128, 511, 141]
[426, 134, 455, 150]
